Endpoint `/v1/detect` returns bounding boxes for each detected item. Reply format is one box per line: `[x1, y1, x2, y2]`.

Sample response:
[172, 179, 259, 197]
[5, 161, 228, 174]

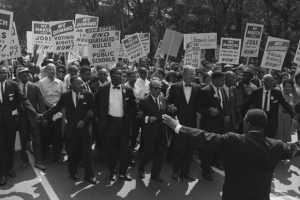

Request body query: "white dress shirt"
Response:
[38, 77, 65, 107]
[72, 90, 80, 108]
[108, 84, 124, 117]
[0, 80, 6, 103]
[135, 77, 150, 99]
[183, 81, 192, 104]
[211, 83, 223, 108]
[262, 87, 271, 111]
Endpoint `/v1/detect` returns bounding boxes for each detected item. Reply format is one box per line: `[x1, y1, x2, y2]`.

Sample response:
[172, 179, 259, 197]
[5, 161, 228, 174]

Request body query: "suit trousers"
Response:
[66, 129, 94, 178]
[41, 117, 62, 160]
[139, 130, 166, 177]
[19, 113, 42, 164]
[0, 116, 17, 176]
[103, 116, 130, 175]
[172, 134, 195, 175]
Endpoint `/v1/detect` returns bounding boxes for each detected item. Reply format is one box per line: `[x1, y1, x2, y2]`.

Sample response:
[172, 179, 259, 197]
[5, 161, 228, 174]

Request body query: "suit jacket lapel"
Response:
[105, 84, 110, 113]
[121, 85, 126, 111]
[180, 82, 188, 105]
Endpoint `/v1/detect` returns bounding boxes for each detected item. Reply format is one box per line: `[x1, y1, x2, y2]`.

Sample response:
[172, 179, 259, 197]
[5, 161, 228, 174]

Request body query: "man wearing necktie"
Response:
[243, 74, 295, 138]
[41, 76, 97, 184]
[17, 67, 46, 171]
[138, 79, 167, 182]
[95, 67, 137, 182]
[198, 71, 226, 180]
[0, 66, 38, 186]
[79, 66, 92, 92]
[167, 65, 201, 181]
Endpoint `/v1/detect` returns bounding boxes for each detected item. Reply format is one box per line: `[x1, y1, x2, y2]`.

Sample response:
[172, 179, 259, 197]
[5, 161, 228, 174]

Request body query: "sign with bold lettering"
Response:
[0, 9, 13, 58]
[184, 33, 217, 50]
[219, 38, 241, 65]
[50, 20, 75, 52]
[122, 33, 145, 62]
[241, 23, 264, 57]
[138, 33, 150, 54]
[86, 27, 120, 65]
[184, 41, 203, 68]
[293, 40, 300, 65]
[32, 21, 52, 52]
[0, 22, 21, 60]
[261, 36, 289, 70]
[74, 14, 99, 50]
[154, 40, 163, 58]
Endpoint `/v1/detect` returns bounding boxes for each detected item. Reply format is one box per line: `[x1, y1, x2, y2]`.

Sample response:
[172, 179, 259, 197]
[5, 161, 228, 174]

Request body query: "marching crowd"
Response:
[0, 54, 300, 194]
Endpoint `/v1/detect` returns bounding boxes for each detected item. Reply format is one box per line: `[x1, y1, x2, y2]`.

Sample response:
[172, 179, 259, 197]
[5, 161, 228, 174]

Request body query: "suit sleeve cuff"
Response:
[175, 124, 182, 134]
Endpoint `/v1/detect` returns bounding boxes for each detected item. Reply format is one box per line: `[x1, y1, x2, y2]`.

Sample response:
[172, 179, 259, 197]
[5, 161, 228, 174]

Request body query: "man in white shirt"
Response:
[38, 63, 65, 162]
[95, 67, 137, 182]
[135, 67, 150, 99]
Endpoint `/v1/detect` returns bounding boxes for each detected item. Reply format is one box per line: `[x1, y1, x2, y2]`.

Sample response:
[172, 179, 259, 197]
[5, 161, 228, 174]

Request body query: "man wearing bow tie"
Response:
[41, 76, 97, 184]
[198, 71, 226, 180]
[167, 65, 201, 181]
[95, 67, 137, 182]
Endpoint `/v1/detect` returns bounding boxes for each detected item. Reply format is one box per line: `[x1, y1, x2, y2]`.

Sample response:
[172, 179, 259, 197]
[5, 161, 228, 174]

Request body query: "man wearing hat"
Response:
[18, 67, 46, 170]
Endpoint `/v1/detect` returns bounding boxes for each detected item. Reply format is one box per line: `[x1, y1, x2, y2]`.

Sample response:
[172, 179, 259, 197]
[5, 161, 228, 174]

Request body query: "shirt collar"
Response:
[110, 83, 122, 89]
[46, 77, 59, 83]
[151, 94, 159, 102]
[72, 90, 80, 96]
[263, 86, 270, 93]
[211, 83, 219, 92]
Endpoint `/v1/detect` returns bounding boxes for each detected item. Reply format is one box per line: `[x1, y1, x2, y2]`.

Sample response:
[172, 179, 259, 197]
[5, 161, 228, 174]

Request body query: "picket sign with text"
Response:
[184, 33, 217, 50]
[68, 50, 81, 63]
[261, 36, 289, 70]
[32, 21, 53, 52]
[0, 9, 13, 58]
[118, 43, 128, 58]
[241, 23, 264, 57]
[184, 41, 202, 68]
[219, 38, 241, 65]
[50, 20, 75, 52]
[74, 14, 99, 51]
[138, 33, 150, 54]
[293, 40, 300, 65]
[122, 33, 145, 62]
[1, 22, 21, 60]
[86, 27, 120, 65]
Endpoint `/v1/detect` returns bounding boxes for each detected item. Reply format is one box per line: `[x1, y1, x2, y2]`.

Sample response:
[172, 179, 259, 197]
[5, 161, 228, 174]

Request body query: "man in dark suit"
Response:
[243, 74, 295, 138]
[223, 71, 241, 132]
[163, 109, 300, 200]
[41, 76, 96, 184]
[198, 71, 225, 180]
[0, 66, 38, 186]
[138, 79, 167, 182]
[17, 67, 46, 171]
[90, 68, 109, 94]
[95, 67, 137, 181]
[167, 65, 201, 181]
[79, 66, 92, 93]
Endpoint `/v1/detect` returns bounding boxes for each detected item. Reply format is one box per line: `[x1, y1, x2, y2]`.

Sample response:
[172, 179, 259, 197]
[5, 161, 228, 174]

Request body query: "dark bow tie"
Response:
[185, 84, 192, 87]
[113, 86, 120, 89]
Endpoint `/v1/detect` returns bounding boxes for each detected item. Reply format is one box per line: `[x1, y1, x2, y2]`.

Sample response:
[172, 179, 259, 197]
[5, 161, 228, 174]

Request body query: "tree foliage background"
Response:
[1, 0, 300, 66]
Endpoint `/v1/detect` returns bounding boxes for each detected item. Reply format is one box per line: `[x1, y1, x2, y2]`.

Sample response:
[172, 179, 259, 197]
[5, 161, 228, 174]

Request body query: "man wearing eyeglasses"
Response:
[95, 67, 137, 182]
[138, 78, 167, 182]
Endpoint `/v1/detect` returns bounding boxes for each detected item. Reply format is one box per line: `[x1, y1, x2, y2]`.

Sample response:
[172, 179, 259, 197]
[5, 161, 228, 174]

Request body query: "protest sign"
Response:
[293, 40, 300, 65]
[138, 33, 150, 54]
[219, 38, 241, 65]
[261, 36, 289, 70]
[68, 50, 81, 63]
[183, 41, 203, 68]
[32, 21, 52, 52]
[86, 27, 120, 65]
[1, 22, 21, 60]
[0, 9, 13, 58]
[160, 29, 183, 59]
[74, 14, 99, 50]
[27, 31, 33, 53]
[184, 33, 217, 50]
[50, 20, 75, 52]
[122, 33, 145, 62]
[241, 23, 264, 57]
[118, 43, 127, 58]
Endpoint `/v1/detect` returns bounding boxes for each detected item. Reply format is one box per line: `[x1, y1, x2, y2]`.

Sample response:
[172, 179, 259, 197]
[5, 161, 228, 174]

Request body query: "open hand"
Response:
[162, 114, 179, 130]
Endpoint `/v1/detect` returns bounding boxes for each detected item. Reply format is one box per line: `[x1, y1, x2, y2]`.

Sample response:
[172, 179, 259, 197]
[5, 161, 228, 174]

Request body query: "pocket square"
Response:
[272, 100, 278, 103]
[83, 102, 87, 104]
[9, 94, 14, 96]
[125, 98, 130, 100]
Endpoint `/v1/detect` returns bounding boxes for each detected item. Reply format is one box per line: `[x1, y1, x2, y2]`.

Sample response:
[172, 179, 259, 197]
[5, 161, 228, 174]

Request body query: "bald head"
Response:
[224, 71, 237, 87]
[150, 78, 162, 98]
[263, 74, 275, 90]
[244, 109, 267, 132]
